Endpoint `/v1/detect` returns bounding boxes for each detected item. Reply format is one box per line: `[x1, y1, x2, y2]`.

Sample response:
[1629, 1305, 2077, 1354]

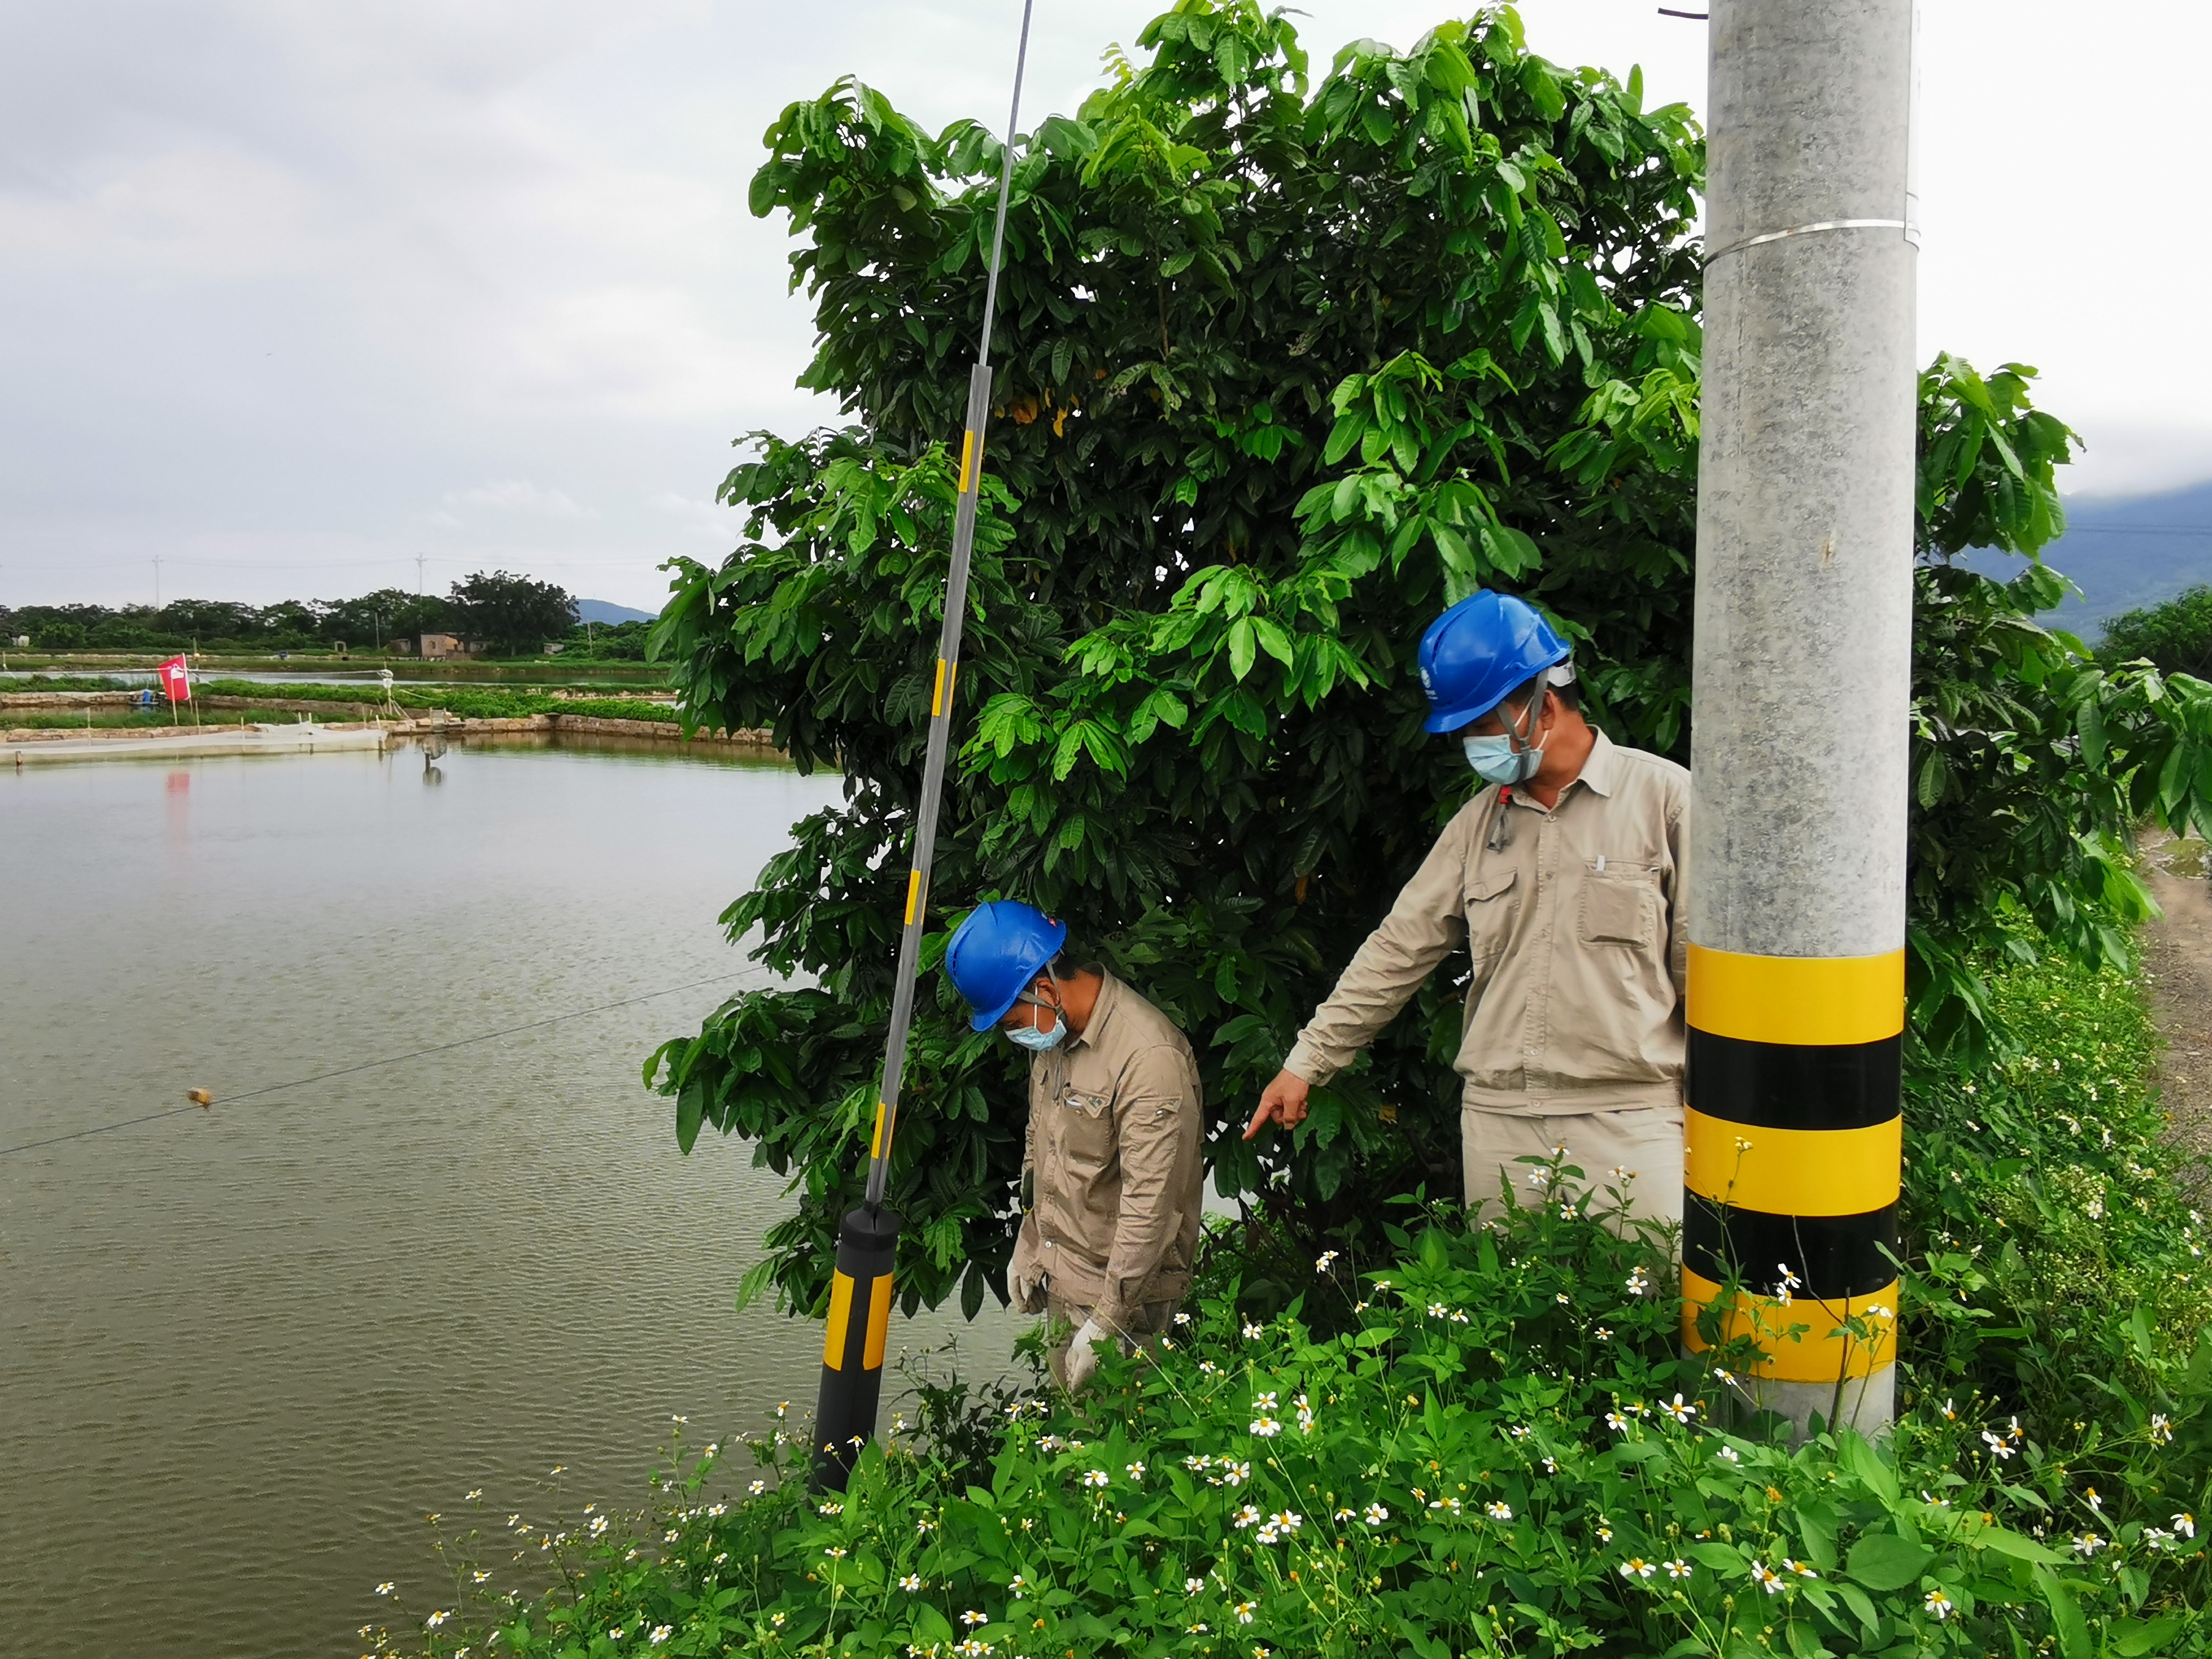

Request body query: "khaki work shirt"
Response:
[1007, 974, 1204, 1327]
[1284, 731, 1690, 1114]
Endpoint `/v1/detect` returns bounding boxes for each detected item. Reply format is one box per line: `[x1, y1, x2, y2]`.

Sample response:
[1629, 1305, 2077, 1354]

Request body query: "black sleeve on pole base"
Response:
[811, 1204, 902, 1492]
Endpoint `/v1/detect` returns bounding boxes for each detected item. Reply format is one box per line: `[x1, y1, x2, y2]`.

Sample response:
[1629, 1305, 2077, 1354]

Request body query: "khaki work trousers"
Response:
[1462, 1103, 1684, 1232]
[1043, 1293, 1178, 1389]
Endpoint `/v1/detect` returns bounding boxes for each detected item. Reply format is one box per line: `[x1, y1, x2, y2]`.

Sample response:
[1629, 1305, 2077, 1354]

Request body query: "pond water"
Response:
[0, 738, 1020, 1658]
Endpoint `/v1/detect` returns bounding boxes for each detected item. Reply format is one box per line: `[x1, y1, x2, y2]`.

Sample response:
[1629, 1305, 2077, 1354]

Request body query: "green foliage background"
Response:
[2102, 585, 2212, 682]
[644, 0, 2212, 1324]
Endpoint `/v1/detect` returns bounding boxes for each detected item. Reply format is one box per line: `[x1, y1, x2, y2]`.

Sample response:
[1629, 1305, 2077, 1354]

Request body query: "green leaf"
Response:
[1843, 1532, 1932, 1591]
[1969, 1524, 2063, 1565]
[1226, 617, 1257, 681]
[1792, 1507, 1838, 1572]
[1840, 1431, 1899, 1504]
[1687, 1542, 1746, 1575]
[1835, 1581, 1880, 1636]
[2032, 1565, 2090, 1659]
[675, 1081, 706, 1154]
[2112, 1613, 2187, 1656]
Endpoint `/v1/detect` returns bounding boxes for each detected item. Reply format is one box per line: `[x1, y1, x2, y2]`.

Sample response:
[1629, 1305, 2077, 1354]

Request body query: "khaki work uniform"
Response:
[1283, 731, 1690, 1225]
[1005, 974, 1204, 1383]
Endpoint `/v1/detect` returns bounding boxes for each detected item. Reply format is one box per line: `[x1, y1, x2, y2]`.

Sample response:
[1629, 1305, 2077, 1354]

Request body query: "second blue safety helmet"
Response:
[1416, 590, 1572, 734]
[944, 900, 1069, 1032]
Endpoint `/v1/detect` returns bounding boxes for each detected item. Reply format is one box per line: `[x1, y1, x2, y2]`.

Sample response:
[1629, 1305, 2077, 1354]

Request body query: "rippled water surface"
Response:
[0, 739, 1018, 1658]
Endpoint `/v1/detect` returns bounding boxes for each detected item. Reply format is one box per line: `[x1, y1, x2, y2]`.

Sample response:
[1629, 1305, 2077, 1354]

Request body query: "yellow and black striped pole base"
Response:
[811, 1204, 901, 1491]
[1681, 945, 1902, 1430]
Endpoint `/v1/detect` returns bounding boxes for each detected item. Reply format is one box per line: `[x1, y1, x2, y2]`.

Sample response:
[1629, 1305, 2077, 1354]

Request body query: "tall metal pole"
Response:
[811, 0, 1036, 1489]
[1683, 0, 1917, 1438]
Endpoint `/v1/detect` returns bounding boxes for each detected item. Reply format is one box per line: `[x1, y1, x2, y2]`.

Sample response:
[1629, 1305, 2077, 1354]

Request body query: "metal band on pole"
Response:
[812, 0, 1035, 1490]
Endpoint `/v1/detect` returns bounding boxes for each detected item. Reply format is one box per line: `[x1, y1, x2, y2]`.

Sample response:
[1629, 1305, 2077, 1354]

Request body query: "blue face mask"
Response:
[1463, 733, 1540, 786]
[1462, 694, 1546, 786]
[1007, 1012, 1066, 1052]
[1006, 987, 1068, 1052]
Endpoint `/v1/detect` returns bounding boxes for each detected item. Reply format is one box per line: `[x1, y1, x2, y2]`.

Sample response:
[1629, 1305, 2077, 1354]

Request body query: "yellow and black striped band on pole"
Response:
[1681, 1267, 1897, 1380]
[1680, 945, 1904, 1382]
[813, 1204, 901, 1490]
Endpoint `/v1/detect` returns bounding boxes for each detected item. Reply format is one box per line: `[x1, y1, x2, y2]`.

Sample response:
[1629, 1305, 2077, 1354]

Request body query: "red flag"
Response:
[156, 656, 192, 702]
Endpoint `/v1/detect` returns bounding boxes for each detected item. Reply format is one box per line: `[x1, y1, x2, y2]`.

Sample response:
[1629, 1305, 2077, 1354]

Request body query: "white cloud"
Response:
[647, 491, 734, 541]
[444, 481, 592, 518]
[0, 0, 2206, 614]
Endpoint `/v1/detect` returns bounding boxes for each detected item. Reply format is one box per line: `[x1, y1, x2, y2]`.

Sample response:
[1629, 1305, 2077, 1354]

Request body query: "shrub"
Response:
[646, 0, 2212, 1325]
[2103, 586, 2212, 682]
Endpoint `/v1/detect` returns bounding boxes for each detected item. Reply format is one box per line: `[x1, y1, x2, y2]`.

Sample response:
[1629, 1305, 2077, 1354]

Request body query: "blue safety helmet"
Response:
[944, 900, 1069, 1032]
[1416, 590, 1572, 734]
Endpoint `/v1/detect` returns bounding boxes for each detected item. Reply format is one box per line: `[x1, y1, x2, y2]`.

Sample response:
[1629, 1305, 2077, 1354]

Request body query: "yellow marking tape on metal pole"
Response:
[870, 1101, 887, 1159]
[904, 869, 924, 927]
[959, 431, 978, 495]
[931, 659, 958, 720]
[1683, 1109, 1901, 1215]
[863, 1274, 894, 1369]
[1680, 1266, 1897, 1381]
[1686, 945, 1905, 1046]
[822, 1271, 856, 1370]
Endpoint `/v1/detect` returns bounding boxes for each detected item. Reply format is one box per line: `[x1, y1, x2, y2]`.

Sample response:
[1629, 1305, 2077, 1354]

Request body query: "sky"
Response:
[0, 0, 2202, 614]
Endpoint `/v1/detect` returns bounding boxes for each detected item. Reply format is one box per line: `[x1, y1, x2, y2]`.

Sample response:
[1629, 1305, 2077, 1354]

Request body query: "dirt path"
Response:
[2141, 833, 2212, 1166]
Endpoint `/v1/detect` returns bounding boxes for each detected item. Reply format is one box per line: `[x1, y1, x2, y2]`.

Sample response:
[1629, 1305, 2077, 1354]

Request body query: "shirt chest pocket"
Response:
[1579, 866, 1661, 949]
[1057, 1090, 1115, 1176]
[1461, 868, 1519, 965]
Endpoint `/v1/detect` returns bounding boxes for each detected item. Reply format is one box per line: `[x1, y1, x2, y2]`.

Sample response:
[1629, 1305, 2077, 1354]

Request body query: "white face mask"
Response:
[1461, 693, 1546, 786]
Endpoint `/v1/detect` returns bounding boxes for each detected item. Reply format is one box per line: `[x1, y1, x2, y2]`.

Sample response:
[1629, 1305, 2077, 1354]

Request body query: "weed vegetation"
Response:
[363, 943, 2212, 1659]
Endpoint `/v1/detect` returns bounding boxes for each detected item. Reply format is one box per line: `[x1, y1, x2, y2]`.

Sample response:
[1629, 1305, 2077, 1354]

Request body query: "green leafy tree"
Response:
[2102, 584, 2212, 681]
[448, 570, 578, 654]
[1907, 359, 2212, 1053]
[646, 2, 2212, 1321]
[316, 587, 452, 649]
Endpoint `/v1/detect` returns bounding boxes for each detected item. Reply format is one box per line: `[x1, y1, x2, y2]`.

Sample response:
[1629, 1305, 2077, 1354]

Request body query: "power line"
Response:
[2056, 525, 2212, 537]
[0, 969, 767, 1159]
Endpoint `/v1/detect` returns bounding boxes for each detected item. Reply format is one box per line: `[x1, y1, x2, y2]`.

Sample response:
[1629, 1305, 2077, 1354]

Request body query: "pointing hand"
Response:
[1243, 1069, 1311, 1141]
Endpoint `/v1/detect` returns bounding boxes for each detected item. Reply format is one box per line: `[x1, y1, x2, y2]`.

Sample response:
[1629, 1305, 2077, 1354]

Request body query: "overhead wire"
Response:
[0, 968, 769, 1160]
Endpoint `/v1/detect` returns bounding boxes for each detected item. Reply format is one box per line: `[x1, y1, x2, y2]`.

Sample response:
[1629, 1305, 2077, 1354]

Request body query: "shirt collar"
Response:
[1570, 728, 1620, 799]
[1067, 971, 1118, 1052]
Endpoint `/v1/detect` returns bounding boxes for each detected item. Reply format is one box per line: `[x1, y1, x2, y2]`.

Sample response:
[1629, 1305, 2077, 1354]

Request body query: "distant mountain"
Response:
[577, 599, 657, 625]
[1962, 479, 2212, 636]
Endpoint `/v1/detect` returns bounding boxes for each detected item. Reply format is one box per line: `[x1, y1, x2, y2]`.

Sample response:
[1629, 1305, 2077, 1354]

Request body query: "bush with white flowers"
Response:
[365, 949, 2210, 1658]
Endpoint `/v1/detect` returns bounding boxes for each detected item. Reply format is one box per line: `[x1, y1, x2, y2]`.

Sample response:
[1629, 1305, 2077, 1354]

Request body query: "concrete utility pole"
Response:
[1685, 0, 1917, 1437]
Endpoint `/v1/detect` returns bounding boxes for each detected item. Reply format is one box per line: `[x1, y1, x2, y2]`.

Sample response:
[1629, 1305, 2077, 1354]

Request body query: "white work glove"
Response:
[1010, 1265, 1048, 1314]
[1061, 1316, 1112, 1392]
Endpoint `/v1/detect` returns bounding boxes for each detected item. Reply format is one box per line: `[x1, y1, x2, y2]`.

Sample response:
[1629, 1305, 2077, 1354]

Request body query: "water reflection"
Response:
[0, 739, 1020, 1658]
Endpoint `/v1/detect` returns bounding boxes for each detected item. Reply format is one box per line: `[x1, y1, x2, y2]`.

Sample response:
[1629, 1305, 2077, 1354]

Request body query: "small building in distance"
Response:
[417, 633, 485, 660]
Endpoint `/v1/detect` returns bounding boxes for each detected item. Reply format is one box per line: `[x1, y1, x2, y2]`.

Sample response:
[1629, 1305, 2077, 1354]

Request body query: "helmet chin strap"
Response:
[1019, 963, 1067, 1034]
[1486, 691, 1550, 853]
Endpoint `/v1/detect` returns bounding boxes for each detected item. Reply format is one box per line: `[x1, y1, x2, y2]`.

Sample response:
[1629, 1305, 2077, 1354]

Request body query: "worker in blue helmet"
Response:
[944, 900, 1203, 1390]
[1244, 589, 1691, 1229]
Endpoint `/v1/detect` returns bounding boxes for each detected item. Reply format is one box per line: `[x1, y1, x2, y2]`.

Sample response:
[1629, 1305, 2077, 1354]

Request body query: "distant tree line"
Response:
[2102, 584, 2212, 681]
[0, 571, 647, 658]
